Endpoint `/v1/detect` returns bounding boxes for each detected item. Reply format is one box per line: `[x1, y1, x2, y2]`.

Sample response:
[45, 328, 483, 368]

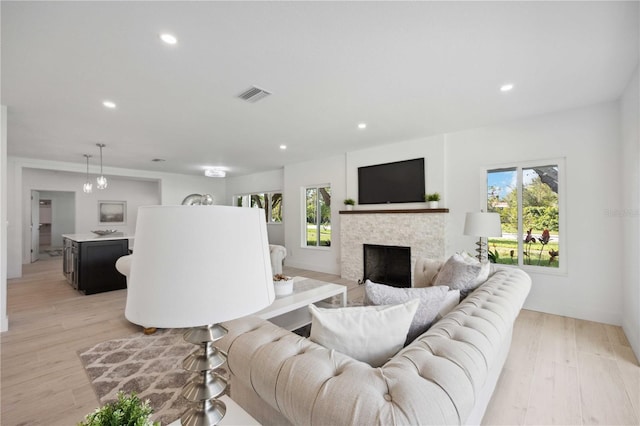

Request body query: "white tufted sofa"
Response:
[219, 262, 531, 425]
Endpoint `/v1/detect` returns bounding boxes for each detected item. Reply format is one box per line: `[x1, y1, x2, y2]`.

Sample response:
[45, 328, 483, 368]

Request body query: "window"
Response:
[235, 192, 282, 223]
[486, 162, 561, 270]
[305, 185, 331, 247]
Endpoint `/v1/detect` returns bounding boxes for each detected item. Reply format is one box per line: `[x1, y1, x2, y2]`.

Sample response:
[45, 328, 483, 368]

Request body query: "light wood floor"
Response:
[1, 259, 638, 425]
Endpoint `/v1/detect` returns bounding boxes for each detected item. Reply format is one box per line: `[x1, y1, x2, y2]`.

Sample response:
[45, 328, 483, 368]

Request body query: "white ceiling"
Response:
[2, 1, 638, 177]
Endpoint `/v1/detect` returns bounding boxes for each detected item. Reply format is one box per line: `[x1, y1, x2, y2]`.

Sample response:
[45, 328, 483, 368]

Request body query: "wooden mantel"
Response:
[339, 208, 449, 214]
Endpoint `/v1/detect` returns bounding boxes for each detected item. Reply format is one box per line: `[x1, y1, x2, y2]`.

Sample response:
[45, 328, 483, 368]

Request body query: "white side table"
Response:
[167, 395, 260, 425]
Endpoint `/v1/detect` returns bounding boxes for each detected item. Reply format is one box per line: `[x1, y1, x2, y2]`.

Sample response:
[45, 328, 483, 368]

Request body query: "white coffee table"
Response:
[254, 277, 347, 331]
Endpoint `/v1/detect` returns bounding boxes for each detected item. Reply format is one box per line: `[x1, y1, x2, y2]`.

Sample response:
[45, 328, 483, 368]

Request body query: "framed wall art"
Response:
[98, 201, 126, 225]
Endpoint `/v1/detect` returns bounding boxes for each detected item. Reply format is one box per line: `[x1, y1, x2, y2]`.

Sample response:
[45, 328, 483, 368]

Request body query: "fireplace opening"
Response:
[363, 244, 411, 288]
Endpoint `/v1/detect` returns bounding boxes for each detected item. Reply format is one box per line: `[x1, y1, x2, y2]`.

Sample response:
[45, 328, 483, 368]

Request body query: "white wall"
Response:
[1, 106, 8, 331]
[284, 155, 346, 274]
[39, 190, 75, 247]
[225, 169, 285, 245]
[6, 157, 227, 278]
[621, 66, 640, 358]
[446, 101, 623, 325]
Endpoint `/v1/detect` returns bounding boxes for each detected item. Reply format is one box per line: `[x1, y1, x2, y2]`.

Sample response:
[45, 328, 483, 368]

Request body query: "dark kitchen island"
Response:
[62, 233, 132, 295]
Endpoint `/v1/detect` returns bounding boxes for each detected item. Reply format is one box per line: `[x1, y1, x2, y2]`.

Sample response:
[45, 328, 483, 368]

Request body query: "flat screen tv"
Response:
[358, 158, 425, 205]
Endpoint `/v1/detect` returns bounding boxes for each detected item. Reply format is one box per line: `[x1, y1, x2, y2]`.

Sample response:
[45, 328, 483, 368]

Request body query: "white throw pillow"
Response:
[308, 299, 420, 367]
[364, 280, 449, 343]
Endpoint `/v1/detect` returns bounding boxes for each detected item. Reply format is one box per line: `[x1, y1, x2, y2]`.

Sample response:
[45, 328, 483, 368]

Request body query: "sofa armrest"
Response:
[413, 257, 443, 287]
[269, 245, 287, 275]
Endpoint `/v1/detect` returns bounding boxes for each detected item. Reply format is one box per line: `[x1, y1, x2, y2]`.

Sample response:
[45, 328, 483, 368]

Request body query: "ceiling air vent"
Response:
[237, 86, 272, 103]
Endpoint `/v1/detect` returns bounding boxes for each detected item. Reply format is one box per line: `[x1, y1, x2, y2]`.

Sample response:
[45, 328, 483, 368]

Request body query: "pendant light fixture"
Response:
[83, 154, 93, 193]
[96, 143, 108, 189]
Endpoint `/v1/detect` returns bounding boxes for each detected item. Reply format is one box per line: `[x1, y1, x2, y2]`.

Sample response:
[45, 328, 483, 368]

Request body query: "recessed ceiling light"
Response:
[358, 123, 367, 129]
[102, 100, 116, 109]
[204, 168, 226, 178]
[160, 33, 177, 45]
[500, 84, 514, 92]
[279, 145, 287, 150]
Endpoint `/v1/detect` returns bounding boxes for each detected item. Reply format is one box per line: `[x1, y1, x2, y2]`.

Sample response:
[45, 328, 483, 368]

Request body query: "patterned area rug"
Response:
[78, 328, 203, 425]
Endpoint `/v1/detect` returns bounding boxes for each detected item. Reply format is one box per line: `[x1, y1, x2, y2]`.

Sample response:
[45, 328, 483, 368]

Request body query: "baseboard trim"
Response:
[523, 299, 621, 326]
[622, 318, 640, 362]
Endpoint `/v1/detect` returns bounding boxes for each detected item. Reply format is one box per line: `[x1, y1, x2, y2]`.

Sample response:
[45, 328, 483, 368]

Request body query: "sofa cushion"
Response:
[433, 253, 490, 297]
[308, 299, 419, 367]
[364, 280, 449, 343]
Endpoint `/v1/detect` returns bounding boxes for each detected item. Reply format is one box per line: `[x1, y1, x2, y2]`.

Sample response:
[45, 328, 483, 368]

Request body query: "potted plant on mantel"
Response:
[425, 193, 440, 208]
[344, 198, 356, 211]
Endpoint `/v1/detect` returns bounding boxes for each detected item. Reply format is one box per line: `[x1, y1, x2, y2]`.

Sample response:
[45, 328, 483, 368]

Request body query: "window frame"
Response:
[302, 184, 331, 250]
[483, 158, 567, 276]
[234, 191, 283, 224]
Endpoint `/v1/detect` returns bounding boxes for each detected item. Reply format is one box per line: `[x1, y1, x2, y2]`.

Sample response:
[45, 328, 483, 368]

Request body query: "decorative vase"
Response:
[427, 201, 439, 208]
[345, 205, 353, 211]
[273, 277, 294, 296]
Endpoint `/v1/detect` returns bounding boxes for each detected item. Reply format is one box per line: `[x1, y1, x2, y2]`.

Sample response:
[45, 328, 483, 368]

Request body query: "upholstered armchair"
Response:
[269, 244, 286, 275]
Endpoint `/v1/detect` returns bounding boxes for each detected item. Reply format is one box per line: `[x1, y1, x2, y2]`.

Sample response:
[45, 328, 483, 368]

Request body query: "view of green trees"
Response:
[487, 166, 559, 267]
[236, 192, 282, 223]
[306, 186, 331, 246]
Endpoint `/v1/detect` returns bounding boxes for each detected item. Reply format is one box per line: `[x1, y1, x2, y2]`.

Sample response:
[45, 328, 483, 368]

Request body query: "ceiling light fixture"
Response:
[500, 84, 514, 92]
[358, 123, 367, 129]
[160, 33, 178, 45]
[204, 169, 226, 178]
[96, 143, 108, 189]
[279, 145, 287, 150]
[82, 154, 93, 193]
[102, 100, 116, 109]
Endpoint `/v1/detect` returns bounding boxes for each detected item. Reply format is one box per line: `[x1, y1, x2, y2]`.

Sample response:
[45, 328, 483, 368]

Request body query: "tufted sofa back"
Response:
[220, 267, 531, 425]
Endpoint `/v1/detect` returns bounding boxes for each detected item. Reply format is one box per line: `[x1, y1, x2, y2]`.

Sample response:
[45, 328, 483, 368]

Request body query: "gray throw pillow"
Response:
[364, 280, 449, 344]
[433, 253, 489, 298]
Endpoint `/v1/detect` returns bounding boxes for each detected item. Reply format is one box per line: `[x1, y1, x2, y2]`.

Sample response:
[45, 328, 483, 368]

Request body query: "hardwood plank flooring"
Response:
[1, 259, 638, 425]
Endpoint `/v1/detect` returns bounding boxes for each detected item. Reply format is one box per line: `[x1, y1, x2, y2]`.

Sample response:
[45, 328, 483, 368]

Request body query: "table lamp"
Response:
[463, 211, 502, 261]
[125, 205, 275, 426]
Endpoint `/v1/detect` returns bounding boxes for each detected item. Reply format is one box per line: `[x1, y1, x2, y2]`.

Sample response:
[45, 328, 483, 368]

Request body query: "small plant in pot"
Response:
[425, 193, 440, 208]
[273, 274, 294, 296]
[343, 198, 355, 210]
[78, 391, 159, 426]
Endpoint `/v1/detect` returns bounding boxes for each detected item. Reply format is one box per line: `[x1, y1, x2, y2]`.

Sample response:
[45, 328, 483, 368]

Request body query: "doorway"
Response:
[31, 190, 76, 262]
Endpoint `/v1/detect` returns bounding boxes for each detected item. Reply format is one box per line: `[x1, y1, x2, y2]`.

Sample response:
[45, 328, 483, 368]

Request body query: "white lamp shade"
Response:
[125, 205, 275, 328]
[463, 212, 502, 237]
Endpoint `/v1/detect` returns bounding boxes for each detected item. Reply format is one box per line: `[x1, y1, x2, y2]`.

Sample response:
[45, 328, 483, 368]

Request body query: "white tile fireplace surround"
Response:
[340, 209, 448, 285]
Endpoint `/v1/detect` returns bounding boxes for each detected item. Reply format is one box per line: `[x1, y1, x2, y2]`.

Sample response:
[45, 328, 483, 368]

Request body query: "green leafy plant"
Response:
[343, 198, 355, 205]
[424, 193, 440, 202]
[488, 245, 499, 263]
[78, 392, 159, 426]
